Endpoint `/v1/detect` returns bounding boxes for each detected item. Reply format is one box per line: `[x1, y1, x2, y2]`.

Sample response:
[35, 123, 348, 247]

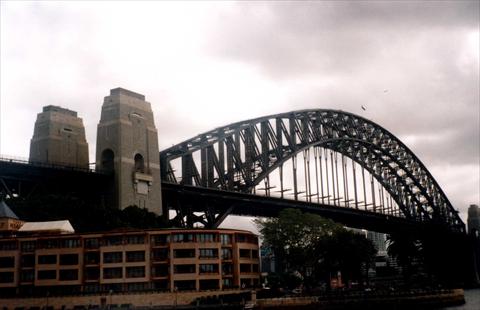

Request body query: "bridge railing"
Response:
[0, 154, 109, 174]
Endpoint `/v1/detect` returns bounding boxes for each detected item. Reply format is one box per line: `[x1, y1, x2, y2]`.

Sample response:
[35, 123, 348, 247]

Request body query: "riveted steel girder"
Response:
[160, 109, 465, 233]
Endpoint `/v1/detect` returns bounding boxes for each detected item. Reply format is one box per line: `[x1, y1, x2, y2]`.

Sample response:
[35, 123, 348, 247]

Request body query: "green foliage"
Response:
[318, 230, 377, 284]
[255, 209, 376, 288]
[7, 195, 169, 232]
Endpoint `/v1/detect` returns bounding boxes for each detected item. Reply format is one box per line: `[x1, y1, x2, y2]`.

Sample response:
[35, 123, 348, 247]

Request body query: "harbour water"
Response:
[441, 288, 480, 310]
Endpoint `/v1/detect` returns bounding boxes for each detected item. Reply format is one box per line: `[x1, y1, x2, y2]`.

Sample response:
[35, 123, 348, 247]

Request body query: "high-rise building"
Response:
[467, 204, 480, 236]
[96, 88, 162, 215]
[29, 105, 89, 168]
[367, 231, 387, 254]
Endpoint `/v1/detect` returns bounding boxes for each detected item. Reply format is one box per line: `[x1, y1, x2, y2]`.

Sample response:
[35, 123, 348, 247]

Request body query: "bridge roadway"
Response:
[161, 182, 448, 235]
[0, 158, 451, 235]
[0, 157, 112, 202]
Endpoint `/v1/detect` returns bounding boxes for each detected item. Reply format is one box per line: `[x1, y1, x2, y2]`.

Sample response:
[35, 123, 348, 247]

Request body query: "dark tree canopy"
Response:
[255, 209, 376, 289]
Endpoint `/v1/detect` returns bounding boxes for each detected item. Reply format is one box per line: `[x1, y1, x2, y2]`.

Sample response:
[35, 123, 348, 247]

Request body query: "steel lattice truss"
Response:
[160, 109, 464, 233]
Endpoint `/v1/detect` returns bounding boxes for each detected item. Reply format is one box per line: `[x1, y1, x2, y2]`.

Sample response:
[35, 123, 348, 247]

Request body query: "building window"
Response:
[20, 241, 36, 252]
[199, 264, 219, 274]
[222, 263, 233, 275]
[0, 241, 17, 251]
[85, 268, 100, 281]
[236, 234, 258, 244]
[223, 278, 233, 288]
[20, 270, 34, 282]
[240, 264, 252, 273]
[38, 254, 57, 265]
[37, 270, 56, 280]
[152, 248, 169, 261]
[173, 249, 195, 258]
[38, 239, 59, 249]
[0, 272, 14, 283]
[85, 252, 100, 265]
[84, 284, 101, 293]
[197, 233, 216, 243]
[151, 234, 169, 246]
[21, 254, 35, 267]
[173, 264, 195, 274]
[252, 250, 259, 259]
[103, 252, 123, 263]
[104, 236, 123, 246]
[127, 282, 149, 291]
[199, 248, 218, 259]
[126, 251, 145, 262]
[0, 256, 15, 268]
[103, 267, 122, 279]
[59, 254, 79, 265]
[151, 265, 169, 277]
[220, 234, 231, 245]
[59, 239, 80, 248]
[153, 280, 169, 291]
[134, 153, 145, 173]
[221, 248, 232, 259]
[252, 264, 259, 272]
[239, 249, 250, 258]
[84, 238, 99, 249]
[59, 269, 78, 281]
[126, 266, 145, 278]
[125, 235, 145, 245]
[174, 280, 196, 291]
[199, 279, 219, 290]
[172, 233, 194, 243]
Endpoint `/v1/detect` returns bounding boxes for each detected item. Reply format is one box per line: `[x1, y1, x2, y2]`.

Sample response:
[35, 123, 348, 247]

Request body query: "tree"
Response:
[387, 233, 423, 284]
[319, 230, 376, 285]
[255, 209, 376, 289]
[255, 209, 342, 280]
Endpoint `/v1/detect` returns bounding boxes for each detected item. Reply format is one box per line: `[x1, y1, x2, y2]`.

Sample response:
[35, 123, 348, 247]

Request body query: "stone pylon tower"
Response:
[29, 106, 89, 168]
[96, 88, 162, 215]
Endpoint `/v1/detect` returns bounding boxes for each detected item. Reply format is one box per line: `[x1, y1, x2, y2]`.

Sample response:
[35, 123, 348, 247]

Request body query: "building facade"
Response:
[0, 228, 260, 297]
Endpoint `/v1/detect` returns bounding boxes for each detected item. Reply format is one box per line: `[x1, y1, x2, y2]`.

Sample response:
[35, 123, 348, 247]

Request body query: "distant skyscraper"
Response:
[29, 105, 89, 168]
[367, 231, 387, 254]
[467, 204, 480, 235]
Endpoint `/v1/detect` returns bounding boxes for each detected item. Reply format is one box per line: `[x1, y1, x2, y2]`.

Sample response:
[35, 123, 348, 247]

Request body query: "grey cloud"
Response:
[209, 1, 478, 78]
[207, 1, 479, 167]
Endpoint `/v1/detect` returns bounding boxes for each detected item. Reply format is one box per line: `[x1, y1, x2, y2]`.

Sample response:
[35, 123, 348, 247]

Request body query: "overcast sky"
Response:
[1, 1, 478, 228]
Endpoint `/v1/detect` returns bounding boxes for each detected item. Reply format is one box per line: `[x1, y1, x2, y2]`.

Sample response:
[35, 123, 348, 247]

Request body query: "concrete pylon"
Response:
[95, 88, 162, 215]
[29, 105, 89, 168]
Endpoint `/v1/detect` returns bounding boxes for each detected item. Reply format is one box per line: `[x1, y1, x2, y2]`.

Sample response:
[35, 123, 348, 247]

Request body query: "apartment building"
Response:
[0, 228, 260, 297]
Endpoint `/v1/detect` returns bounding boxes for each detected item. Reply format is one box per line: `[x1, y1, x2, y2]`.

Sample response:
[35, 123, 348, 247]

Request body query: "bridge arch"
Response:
[160, 109, 464, 232]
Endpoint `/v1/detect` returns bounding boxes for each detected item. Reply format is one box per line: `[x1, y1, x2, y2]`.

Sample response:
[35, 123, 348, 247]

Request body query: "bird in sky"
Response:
[361, 105, 367, 111]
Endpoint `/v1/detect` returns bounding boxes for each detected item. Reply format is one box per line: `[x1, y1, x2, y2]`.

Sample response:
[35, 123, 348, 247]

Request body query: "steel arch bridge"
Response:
[160, 109, 465, 233]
